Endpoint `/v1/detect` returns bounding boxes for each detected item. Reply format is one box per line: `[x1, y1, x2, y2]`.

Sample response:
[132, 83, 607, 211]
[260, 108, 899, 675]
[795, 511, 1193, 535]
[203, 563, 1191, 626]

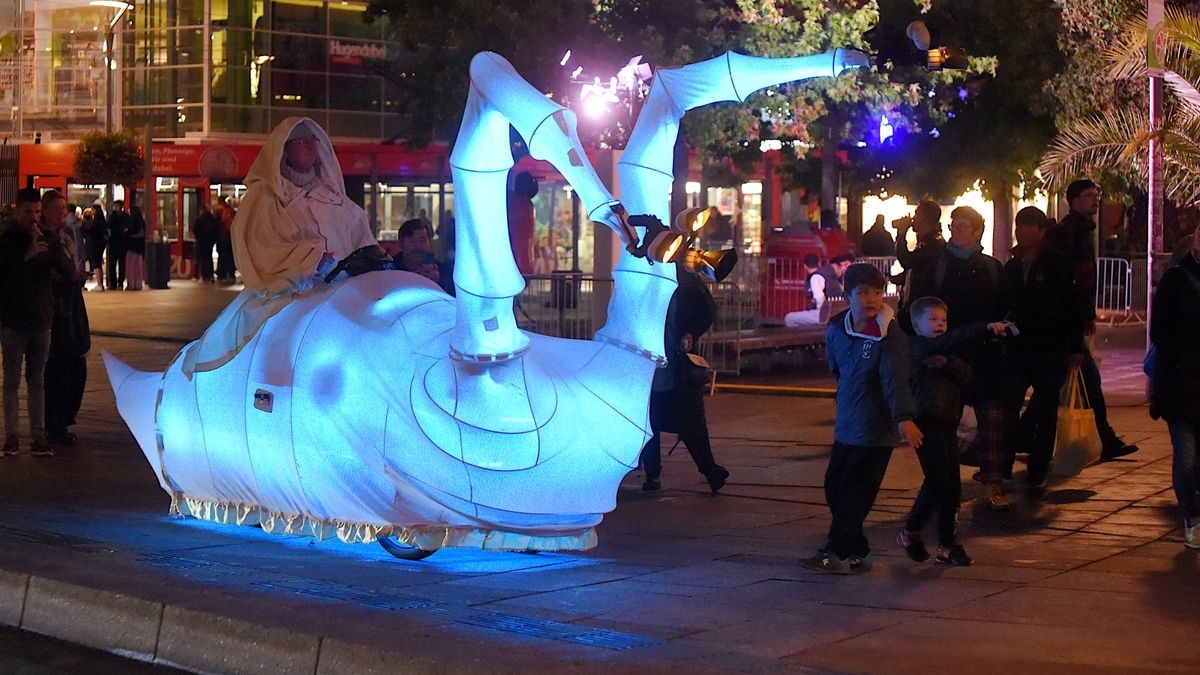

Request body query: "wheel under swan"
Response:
[377, 535, 436, 560]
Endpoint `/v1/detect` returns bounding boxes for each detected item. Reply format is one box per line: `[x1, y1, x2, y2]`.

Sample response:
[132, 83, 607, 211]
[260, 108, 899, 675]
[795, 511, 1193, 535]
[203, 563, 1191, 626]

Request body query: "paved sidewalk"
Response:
[0, 282, 1192, 673]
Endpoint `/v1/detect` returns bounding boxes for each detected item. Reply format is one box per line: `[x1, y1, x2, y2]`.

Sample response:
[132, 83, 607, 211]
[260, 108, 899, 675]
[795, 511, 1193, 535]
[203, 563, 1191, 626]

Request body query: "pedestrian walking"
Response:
[803, 263, 920, 574]
[1047, 179, 1139, 461]
[639, 266, 729, 495]
[1149, 231, 1200, 549]
[125, 204, 147, 290]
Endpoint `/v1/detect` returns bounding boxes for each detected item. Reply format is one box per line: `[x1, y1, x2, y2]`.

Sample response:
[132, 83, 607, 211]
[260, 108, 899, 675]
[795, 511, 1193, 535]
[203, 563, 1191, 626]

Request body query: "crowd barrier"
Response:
[515, 255, 1143, 373]
[516, 272, 612, 340]
[1096, 256, 1142, 325]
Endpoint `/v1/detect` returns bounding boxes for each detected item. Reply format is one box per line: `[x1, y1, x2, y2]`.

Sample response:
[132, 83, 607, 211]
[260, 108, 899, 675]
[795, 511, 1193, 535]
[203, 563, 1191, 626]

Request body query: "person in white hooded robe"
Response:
[178, 117, 385, 373]
[233, 117, 382, 296]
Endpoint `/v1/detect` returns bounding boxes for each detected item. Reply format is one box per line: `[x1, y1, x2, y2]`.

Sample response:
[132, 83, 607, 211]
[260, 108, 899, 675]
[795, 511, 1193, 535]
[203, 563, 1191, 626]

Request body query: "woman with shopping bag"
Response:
[1149, 232, 1200, 549]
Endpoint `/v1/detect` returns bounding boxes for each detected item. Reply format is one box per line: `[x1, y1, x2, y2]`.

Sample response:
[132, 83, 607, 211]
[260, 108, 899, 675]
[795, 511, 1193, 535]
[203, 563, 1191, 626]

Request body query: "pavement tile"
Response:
[687, 604, 916, 659]
[933, 584, 1200, 630]
[787, 615, 1196, 674]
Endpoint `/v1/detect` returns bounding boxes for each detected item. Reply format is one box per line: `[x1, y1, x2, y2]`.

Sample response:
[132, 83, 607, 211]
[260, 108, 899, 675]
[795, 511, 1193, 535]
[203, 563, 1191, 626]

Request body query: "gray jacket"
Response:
[825, 304, 915, 447]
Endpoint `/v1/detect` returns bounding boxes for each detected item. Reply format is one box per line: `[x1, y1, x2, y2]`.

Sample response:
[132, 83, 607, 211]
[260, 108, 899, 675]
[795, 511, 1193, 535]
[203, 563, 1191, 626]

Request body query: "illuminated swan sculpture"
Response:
[106, 49, 866, 556]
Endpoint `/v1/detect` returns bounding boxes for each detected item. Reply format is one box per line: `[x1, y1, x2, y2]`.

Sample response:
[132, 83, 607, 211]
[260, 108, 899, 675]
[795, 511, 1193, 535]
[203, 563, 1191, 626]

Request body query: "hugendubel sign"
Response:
[329, 39, 387, 67]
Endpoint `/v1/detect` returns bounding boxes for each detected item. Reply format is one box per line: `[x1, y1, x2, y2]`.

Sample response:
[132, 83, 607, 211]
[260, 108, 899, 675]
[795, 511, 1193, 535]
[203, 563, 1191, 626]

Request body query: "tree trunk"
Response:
[991, 184, 1013, 262]
[820, 131, 839, 226]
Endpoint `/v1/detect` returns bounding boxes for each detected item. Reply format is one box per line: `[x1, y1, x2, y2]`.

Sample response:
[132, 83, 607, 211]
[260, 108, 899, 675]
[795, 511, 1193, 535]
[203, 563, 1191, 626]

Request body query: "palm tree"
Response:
[1040, 8, 1200, 205]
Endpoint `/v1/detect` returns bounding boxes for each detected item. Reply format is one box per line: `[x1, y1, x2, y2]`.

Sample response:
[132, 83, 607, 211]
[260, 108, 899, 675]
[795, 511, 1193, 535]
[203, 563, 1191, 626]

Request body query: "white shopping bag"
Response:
[1050, 368, 1102, 476]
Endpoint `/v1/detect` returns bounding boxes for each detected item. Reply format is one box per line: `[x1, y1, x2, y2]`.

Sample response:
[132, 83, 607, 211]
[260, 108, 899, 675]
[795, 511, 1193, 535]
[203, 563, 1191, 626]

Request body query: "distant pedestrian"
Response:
[82, 202, 107, 291]
[66, 204, 86, 271]
[393, 218, 454, 295]
[897, 296, 1010, 567]
[508, 172, 537, 275]
[893, 200, 944, 333]
[803, 263, 920, 574]
[40, 190, 91, 449]
[125, 204, 147, 290]
[216, 196, 237, 282]
[0, 188, 54, 456]
[860, 214, 895, 257]
[639, 265, 729, 495]
[191, 203, 219, 283]
[438, 209, 456, 262]
[1149, 230, 1200, 549]
[784, 253, 853, 328]
[106, 199, 130, 290]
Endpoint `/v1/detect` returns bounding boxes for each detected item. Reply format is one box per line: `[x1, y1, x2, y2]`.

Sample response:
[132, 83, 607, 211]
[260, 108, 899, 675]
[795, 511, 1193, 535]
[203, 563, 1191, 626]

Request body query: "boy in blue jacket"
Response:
[803, 264, 921, 574]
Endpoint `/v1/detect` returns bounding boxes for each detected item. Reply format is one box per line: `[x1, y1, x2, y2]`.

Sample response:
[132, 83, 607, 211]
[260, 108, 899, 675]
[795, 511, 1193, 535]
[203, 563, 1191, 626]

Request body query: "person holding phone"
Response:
[0, 189, 55, 455]
[393, 218, 454, 296]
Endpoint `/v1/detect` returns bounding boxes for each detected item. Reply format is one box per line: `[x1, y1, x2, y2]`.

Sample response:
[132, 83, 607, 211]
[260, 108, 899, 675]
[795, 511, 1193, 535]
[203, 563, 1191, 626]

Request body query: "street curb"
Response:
[0, 571, 495, 674]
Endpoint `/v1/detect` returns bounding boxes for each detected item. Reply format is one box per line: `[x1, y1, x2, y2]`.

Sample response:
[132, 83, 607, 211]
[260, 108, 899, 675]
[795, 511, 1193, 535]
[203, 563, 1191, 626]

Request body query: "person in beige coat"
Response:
[233, 117, 381, 296]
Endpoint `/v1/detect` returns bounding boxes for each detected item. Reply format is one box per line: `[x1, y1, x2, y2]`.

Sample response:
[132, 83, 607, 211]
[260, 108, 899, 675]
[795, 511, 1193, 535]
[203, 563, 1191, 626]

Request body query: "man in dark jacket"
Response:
[860, 214, 895, 257]
[639, 266, 728, 494]
[0, 188, 54, 456]
[40, 190, 92, 447]
[192, 203, 219, 283]
[1003, 207, 1083, 488]
[106, 199, 130, 290]
[1046, 179, 1138, 461]
[894, 200, 944, 332]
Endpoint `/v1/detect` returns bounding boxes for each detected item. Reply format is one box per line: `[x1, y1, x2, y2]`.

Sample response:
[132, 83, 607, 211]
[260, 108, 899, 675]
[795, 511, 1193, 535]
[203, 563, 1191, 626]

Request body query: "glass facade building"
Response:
[0, 1, 115, 140]
[128, 0, 402, 139]
[0, 1, 402, 142]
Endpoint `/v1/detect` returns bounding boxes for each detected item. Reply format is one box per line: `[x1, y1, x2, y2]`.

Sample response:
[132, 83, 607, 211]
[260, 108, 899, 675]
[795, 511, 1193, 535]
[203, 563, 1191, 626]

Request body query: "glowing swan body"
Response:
[106, 49, 863, 552]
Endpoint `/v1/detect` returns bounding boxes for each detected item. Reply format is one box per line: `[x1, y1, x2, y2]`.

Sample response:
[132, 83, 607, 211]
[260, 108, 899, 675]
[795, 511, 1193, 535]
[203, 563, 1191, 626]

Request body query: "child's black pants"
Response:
[904, 418, 961, 545]
[825, 441, 893, 558]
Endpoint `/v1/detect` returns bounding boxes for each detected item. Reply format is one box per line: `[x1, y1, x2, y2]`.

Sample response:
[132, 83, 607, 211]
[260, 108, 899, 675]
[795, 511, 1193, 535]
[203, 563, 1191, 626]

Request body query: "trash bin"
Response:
[145, 241, 171, 289]
[549, 270, 580, 309]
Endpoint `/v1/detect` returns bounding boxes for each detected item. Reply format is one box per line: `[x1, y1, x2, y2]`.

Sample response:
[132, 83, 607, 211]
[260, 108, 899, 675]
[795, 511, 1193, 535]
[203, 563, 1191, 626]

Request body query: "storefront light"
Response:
[685, 181, 701, 195]
[741, 182, 763, 195]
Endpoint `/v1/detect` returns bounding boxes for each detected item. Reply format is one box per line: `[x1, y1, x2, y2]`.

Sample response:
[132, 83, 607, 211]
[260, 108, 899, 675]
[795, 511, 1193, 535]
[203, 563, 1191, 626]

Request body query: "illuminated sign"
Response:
[329, 39, 386, 66]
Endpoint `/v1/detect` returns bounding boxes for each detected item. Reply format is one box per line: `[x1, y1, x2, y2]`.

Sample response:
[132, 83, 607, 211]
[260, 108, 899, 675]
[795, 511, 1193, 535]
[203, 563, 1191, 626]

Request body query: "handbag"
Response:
[1050, 367, 1102, 476]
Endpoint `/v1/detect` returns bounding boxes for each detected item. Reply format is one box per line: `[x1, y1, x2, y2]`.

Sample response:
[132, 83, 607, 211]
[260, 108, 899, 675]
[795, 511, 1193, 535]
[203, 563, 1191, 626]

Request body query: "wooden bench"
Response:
[702, 325, 829, 376]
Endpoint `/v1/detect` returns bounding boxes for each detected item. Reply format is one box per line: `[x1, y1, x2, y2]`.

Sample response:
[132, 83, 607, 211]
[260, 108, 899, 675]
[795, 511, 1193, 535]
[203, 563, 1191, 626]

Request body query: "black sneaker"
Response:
[29, 441, 54, 457]
[849, 552, 874, 572]
[705, 465, 729, 495]
[897, 528, 930, 562]
[800, 551, 854, 574]
[641, 478, 660, 492]
[2, 438, 17, 456]
[46, 431, 76, 447]
[935, 544, 973, 566]
[1100, 442, 1139, 460]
